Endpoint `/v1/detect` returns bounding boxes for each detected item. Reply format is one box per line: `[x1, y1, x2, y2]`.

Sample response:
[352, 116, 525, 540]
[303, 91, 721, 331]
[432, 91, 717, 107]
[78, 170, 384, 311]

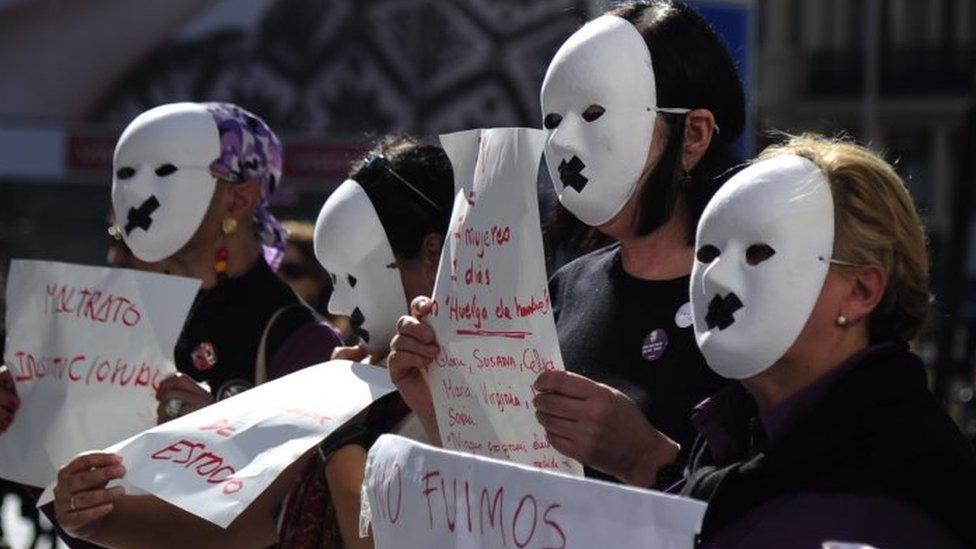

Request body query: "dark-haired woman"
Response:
[390, 0, 747, 484]
[50, 137, 455, 549]
[324, 137, 455, 367]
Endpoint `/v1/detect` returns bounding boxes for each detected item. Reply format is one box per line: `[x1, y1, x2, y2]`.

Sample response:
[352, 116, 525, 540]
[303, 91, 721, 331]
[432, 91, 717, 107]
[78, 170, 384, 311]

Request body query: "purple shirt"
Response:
[689, 343, 964, 549]
[267, 320, 342, 380]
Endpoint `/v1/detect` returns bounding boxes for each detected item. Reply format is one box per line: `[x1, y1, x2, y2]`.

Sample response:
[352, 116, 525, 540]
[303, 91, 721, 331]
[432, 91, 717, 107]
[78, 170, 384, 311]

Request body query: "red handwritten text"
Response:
[45, 284, 142, 327]
[150, 439, 243, 495]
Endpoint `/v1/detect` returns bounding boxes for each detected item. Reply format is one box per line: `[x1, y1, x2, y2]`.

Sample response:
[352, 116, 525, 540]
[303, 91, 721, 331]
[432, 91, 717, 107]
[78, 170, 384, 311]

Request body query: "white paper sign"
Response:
[364, 435, 706, 548]
[105, 360, 397, 528]
[427, 128, 581, 476]
[0, 260, 199, 487]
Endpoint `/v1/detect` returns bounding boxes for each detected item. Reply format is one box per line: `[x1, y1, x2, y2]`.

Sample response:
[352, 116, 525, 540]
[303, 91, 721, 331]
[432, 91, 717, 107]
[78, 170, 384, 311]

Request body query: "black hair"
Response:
[349, 136, 455, 260]
[610, 0, 746, 240]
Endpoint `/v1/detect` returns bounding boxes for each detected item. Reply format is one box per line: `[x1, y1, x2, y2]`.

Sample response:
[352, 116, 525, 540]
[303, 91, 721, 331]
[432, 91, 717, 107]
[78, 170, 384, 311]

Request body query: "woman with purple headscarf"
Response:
[20, 103, 342, 547]
[106, 102, 342, 418]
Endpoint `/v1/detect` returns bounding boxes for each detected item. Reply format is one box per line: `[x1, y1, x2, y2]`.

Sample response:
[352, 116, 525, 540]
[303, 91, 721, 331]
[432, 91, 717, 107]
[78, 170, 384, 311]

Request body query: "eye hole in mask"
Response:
[116, 167, 136, 180]
[581, 104, 606, 122]
[696, 244, 721, 263]
[745, 243, 776, 266]
[347, 274, 357, 288]
[155, 164, 179, 177]
[543, 113, 563, 130]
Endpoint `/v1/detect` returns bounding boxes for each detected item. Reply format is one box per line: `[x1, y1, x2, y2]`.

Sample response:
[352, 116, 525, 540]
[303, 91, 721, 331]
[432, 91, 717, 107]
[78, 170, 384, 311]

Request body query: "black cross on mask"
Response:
[705, 293, 744, 330]
[558, 156, 589, 193]
[350, 307, 370, 343]
[125, 195, 160, 235]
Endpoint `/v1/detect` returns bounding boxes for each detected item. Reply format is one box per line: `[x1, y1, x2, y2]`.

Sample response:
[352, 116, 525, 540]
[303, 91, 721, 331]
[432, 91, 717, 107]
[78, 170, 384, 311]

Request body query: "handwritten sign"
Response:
[0, 260, 199, 488]
[427, 128, 581, 475]
[364, 435, 706, 548]
[103, 360, 396, 528]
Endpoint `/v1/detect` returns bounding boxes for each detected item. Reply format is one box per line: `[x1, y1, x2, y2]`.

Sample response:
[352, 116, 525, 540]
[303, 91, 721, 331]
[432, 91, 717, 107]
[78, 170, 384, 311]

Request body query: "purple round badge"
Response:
[642, 329, 669, 362]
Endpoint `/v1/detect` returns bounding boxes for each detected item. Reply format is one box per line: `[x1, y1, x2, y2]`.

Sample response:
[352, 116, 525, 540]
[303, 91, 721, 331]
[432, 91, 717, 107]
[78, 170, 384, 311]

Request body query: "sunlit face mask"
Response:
[540, 15, 690, 226]
[111, 103, 221, 262]
[691, 154, 835, 379]
[314, 179, 407, 355]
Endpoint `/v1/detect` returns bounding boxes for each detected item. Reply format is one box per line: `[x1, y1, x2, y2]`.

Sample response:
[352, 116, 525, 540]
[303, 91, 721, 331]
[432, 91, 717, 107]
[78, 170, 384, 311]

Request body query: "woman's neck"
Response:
[167, 233, 263, 289]
[742, 330, 870, 411]
[616, 202, 695, 280]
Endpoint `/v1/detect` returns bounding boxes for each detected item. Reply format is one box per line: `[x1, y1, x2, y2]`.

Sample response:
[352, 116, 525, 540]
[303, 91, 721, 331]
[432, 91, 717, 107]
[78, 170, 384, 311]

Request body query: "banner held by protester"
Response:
[363, 434, 706, 548]
[103, 360, 397, 528]
[428, 128, 581, 475]
[0, 260, 199, 488]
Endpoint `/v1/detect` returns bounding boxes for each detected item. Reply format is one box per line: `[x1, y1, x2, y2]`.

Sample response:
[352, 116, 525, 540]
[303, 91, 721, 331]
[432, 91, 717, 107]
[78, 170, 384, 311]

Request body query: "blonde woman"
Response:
[541, 134, 976, 547]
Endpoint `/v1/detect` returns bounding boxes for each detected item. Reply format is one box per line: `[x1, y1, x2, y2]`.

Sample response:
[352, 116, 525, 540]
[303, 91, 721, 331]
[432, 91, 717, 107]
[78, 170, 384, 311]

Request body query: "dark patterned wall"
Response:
[92, 0, 590, 137]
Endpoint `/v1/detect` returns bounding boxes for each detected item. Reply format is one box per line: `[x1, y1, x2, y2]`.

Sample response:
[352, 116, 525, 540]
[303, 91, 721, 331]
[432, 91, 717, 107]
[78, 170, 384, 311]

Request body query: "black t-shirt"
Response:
[174, 259, 318, 400]
[549, 244, 728, 477]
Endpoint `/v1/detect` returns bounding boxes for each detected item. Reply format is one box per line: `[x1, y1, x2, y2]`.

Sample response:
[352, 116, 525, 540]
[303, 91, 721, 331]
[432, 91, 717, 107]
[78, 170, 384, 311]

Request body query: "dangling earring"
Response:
[836, 315, 848, 327]
[215, 217, 237, 279]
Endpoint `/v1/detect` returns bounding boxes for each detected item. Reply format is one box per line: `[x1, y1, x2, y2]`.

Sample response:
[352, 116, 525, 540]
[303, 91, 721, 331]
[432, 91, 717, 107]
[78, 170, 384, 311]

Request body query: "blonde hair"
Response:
[758, 134, 930, 343]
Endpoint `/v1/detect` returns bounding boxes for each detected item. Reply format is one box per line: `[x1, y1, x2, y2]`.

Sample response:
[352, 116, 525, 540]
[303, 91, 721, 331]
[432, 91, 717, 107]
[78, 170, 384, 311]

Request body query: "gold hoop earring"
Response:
[836, 315, 848, 327]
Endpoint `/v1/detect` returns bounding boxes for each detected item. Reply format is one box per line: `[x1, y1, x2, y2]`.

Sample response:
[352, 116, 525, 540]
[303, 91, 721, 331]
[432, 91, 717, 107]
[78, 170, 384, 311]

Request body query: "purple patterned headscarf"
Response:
[203, 102, 287, 269]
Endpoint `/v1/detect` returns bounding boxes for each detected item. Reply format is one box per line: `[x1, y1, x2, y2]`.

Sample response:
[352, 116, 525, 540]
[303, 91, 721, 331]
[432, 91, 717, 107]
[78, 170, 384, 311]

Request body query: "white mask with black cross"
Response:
[314, 179, 407, 356]
[540, 15, 691, 227]
[112, 103, 221, 262]
[691, 154, 835, 379]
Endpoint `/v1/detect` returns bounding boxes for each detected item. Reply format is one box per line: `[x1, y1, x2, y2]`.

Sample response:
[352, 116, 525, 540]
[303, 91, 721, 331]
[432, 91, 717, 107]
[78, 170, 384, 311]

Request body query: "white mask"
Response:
[314, 179, 407, 355]
[691, 154, 835, 379]
[540, 15, 689, 227]
[112, 103, 221, 262]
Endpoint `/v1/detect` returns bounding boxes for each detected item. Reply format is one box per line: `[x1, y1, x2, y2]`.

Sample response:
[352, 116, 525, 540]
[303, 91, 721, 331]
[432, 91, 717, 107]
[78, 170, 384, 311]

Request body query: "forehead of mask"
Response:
[314, 179, 407, 353]
[540, 15, 657, 226]
[691, 154, 834, 379]
[112, 103, 220, 262]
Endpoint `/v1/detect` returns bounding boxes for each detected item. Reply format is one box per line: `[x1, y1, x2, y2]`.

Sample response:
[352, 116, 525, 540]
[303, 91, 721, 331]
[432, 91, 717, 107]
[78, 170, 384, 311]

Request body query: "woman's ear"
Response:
[840, 265, 887, 326]
[681, 109, 717, 172]
[420, 232, 445, 278]
[226, 180, 262, 220]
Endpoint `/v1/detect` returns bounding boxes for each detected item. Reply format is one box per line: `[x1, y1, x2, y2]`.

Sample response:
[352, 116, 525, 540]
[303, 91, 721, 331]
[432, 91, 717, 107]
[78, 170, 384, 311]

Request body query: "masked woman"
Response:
[390, 0, 746, 484]
[50, 137, 454, 549]
[111, 102, 342, 420]
[655, 135, 973, 547]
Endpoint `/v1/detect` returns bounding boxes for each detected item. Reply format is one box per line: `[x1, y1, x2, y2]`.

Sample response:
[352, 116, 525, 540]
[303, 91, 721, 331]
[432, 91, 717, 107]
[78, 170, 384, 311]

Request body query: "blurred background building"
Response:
[0, 4, 974, 538]
[755, 0, 976, 435]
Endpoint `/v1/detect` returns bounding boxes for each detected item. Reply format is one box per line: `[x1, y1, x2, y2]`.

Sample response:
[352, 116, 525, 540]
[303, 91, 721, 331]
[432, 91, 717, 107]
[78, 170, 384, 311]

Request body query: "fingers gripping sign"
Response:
[388, 296, 441, 443]
[155, 372, 214, 424]
[0, 365, 20, 434]
[54, 452, 127, 538]
[331, 344, 370, 363]
[533, 371, 680, 487]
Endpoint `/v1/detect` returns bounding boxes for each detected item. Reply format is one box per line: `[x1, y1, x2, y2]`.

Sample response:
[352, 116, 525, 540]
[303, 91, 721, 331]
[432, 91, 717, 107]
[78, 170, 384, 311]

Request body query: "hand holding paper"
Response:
[0, 366, 18, 434]
[53, 452, 127, 539]
[534, 370, 680, 486]
[388, 296, 440, 444]
[155, 372, 214, 423]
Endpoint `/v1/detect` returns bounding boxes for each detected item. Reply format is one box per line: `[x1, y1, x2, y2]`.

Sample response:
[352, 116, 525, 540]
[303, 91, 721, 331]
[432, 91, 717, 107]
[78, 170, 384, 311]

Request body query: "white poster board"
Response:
[428, 128, 580, 476]
[104, 360, 396, 528]
[1, 260, 199, 487]
[364, 434, 706, 548]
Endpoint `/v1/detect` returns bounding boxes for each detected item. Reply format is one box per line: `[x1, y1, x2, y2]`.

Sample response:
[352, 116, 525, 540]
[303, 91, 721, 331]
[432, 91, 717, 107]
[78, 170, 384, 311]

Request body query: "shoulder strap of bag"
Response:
[255, 305, 296, 385]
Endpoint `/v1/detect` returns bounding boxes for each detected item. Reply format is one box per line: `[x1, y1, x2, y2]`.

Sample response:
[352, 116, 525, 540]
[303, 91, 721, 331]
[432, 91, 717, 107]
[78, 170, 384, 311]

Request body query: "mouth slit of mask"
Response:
[125, 195, 161, 235]
[705, 293, 743, 330]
